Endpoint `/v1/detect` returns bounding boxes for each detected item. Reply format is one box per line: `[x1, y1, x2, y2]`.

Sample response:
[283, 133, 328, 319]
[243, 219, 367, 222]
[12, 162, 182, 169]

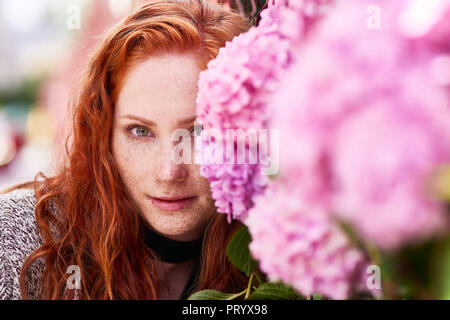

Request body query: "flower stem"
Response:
[226, 288, 248, 300]
[244, 273, 255, 299]
[254, 272, 264, 285]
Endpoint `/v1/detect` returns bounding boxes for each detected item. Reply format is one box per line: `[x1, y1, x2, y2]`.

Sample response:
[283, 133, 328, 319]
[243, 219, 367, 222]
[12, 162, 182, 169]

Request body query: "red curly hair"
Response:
[2, 0, 253, 299]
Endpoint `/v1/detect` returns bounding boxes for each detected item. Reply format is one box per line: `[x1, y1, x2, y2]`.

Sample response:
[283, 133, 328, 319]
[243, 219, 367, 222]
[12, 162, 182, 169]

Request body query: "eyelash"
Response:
[124, 124, 196, 142]
[125, 124, 154, 142]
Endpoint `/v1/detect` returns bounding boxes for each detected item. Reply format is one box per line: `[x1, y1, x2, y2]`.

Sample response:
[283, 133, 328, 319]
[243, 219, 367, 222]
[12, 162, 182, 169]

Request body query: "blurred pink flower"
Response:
[269, 0, 450, 250]
[196, 0, 329, 222]
[332, 105, 450, 249]
[246, 181, 367, 299]
[397, 0, 450, 51]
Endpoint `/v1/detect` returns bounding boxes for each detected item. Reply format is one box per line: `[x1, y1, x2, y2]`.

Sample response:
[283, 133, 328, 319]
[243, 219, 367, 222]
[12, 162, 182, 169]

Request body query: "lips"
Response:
[147, 195, 197, 211]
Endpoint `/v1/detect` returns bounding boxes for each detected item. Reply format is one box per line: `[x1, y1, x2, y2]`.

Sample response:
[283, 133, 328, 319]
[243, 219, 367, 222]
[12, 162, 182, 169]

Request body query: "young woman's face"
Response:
[112, 52, 217, 242]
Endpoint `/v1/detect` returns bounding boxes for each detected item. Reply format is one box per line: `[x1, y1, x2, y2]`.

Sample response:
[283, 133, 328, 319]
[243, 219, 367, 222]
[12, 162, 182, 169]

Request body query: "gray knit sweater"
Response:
[0, 188, 44, 300]
[0, 188, 200, 300]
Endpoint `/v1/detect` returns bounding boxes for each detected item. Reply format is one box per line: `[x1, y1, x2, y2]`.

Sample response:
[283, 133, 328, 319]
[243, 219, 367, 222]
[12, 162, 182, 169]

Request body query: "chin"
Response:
[144, 214, 206, 242]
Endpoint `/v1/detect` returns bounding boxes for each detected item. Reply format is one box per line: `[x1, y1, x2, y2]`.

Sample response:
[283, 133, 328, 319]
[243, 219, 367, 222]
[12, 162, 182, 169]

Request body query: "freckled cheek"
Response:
[191, 165, 213, 195]
[190, 168, 216, 213]
[112, 135, 158, 188]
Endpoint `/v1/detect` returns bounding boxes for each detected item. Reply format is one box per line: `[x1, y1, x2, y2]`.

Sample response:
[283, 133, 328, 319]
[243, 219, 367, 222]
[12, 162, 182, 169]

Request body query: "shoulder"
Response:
[0, 188, 39, 231]
[0, 188, 41, 250]
[0, 188, 44, 300]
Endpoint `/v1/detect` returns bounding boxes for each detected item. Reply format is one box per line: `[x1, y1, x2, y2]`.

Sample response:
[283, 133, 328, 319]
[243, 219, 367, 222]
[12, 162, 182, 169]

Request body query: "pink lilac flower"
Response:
[259, 0, 333, 44]
[397, 0, 450, 52]
[196, 0, 329, 222]
[332, 104, 450, 249]
[269, 0, 450, 250]
[245, 180, 367, 299]
[194, 129, 268, 222]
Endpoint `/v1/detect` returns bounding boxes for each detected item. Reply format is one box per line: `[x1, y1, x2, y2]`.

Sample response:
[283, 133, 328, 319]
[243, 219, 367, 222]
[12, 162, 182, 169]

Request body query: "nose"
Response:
[154, 142, 189, 184]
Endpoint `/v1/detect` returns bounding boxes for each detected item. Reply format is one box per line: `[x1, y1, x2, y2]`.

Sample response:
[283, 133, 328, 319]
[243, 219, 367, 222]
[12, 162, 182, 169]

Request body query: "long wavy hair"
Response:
[1, 0, 254, 299]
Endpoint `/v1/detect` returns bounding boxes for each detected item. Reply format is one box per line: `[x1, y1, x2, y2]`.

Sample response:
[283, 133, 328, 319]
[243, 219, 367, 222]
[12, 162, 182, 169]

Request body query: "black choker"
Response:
[143, 225, 203, 264]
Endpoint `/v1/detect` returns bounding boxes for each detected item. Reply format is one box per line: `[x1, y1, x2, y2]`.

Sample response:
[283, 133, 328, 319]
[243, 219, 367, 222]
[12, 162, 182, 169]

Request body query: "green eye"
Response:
[134, 127, 150, 137]
[125, 124, 153, 139]
[135, 127, 150, 137]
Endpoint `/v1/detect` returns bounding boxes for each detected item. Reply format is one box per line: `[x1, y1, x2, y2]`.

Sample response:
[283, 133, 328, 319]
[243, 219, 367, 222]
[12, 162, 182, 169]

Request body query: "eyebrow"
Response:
[120, 114, 197, 126]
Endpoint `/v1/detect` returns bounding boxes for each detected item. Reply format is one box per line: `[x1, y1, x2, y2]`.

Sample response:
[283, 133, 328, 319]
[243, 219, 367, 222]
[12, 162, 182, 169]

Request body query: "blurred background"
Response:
[0, 0, 175, 190]
[0, 0, 260, 190]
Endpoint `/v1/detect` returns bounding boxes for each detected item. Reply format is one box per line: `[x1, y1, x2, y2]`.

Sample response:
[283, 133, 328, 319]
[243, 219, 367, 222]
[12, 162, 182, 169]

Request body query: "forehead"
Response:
[115, 52, 202, 123]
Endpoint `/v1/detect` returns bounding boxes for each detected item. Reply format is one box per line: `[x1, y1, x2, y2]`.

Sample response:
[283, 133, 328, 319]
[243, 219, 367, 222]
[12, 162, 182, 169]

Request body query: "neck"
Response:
[142, 223, 203, 264]
[155, 257, 196, 277]
[153, 256, 199, 300]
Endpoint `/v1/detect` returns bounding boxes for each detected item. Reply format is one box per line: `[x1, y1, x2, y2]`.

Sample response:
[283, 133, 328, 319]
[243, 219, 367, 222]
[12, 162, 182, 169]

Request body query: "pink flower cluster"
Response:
[196, 5, 292, 131]
[267, 0, 450, 250]
[196, 0, 329, 222]
[195, 134, 268, 223]
[246, 180, 367, 300]
[197, 0, 450, 299]
[258, 0, 333, 44]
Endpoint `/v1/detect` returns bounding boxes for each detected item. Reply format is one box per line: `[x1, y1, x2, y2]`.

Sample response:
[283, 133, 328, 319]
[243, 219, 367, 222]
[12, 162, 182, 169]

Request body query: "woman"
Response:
[0, 0, 253, 300]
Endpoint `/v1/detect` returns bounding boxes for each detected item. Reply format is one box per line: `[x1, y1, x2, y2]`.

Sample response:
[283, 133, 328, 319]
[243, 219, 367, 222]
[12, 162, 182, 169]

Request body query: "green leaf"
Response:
[430, 236, 450, 299]
[226, 225, 258, 276]
[312, 293, 323, 300]
[305, 293, 323, 300]
[187, 289, 245, 300]
[247, 282, 299, 300]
